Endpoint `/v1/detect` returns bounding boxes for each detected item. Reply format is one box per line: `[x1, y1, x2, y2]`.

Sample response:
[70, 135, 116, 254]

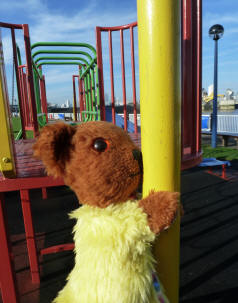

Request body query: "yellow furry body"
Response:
[53, 201, 160, 303]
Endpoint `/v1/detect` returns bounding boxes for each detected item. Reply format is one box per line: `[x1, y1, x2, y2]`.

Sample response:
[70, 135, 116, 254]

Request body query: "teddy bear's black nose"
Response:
[132, 149, 141, 161]
[132, 149, 143, 174]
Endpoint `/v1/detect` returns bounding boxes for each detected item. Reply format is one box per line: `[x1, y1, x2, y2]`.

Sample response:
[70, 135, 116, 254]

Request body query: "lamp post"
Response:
[209, 24, 224, 148]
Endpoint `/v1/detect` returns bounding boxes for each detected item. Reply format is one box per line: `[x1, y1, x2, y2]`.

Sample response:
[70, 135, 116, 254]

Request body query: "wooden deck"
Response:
[14, 140, 46, 178]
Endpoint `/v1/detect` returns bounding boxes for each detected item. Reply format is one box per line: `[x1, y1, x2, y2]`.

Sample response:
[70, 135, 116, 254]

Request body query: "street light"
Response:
[209, 24, 224, 148]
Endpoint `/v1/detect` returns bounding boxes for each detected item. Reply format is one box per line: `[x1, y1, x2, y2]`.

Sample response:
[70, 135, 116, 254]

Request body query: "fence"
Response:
[202, 114, 238, 134]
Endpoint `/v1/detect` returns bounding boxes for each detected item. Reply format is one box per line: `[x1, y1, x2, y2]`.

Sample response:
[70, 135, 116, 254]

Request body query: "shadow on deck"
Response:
[180, 161, 238, 303]
[2, 163, 238, 302]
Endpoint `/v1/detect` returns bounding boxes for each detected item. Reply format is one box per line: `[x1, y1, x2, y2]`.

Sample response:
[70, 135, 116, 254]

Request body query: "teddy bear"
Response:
[33, 121, 179, 303]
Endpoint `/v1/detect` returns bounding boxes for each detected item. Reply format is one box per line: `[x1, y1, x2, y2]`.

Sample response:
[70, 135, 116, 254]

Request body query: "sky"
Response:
[202, 0, 238, 96]
[0, 0, 238, 105]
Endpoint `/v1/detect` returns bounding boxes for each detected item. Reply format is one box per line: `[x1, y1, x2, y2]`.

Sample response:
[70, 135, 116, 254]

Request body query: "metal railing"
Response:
[96, 22, 138, 133]
[16, 48, 47, 137]
[0, 22, 39, 139]
[202, 114, 238, 134]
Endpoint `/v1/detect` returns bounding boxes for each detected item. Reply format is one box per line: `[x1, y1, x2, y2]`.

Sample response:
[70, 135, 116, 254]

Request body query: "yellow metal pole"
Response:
[0, 33, 16, 178]
[137, 1, 181, 303]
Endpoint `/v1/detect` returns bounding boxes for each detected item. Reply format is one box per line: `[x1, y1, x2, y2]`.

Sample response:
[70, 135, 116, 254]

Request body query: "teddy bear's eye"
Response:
[92, 138, 109, 152]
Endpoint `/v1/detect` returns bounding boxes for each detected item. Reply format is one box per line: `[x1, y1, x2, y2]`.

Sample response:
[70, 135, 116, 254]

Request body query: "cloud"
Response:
[12, 0, 137, 45]
[203, 11, 238, 38]
[43, 67, 79, 85]
[203, 11, 238, 27]
[1, 36, 13, 64]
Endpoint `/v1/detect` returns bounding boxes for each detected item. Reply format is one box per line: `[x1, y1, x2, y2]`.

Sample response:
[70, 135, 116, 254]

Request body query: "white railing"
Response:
[129, 114, 141, 126]
[202, 114, 238, 134]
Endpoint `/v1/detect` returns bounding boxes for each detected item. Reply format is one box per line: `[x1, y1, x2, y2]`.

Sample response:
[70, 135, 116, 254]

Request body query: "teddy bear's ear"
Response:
[33, 122, 76, 178]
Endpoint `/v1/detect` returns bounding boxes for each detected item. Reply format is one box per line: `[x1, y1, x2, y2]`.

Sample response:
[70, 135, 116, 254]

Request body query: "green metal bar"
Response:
[33, 67, 47, 128]
[83, 72, 89, 122]
[79, 59, 96, 79]
[87, 73, 92, 121]
[15, 129, 22, 140]
[38, 67, 43, 78]
[37, 62, 84, 67]
[32, 50, 93, 61]
[32, 60, 43, 80]
[31, 42, 97, 57]
[35, 56, 89, 67]
[37, 113, 47, 127]
[81, 110, 98, 121]
[90, 68, 96, 121]
[16, 44, 22, 66]
[29, 41, 99, 123]
[33, 70, 42, 114]
[82, 111, 98, 114]
[79, 68, 87, 122]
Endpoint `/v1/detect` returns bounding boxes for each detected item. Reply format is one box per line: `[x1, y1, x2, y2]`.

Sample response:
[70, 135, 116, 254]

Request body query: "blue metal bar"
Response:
[212, 39, 218, 148]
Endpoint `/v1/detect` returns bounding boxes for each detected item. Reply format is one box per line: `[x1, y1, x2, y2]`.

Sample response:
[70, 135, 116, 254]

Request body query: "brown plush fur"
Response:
[33, 121, 179, 234]
[139, 191, 179, 234]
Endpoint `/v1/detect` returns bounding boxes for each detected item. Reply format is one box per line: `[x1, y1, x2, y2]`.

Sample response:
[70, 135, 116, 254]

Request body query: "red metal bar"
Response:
[93, 70, 98, 121]
[96, 22, 138, 127]
[0, 176, 64, 192]
[196, 0, 202, 153]
[207, 164, 227, 180]
[120, 29, 127, 131]
[18, 67, 27, 133]
[19, 66, 31, 128]
[95, 27, 106, 121]
[180, 0, 184, 155]
[222, 164, 226, 179]
[96, 21, 137, 32]
[90, 71, 97, 121]
[79, 71, 84, 121]
[0, 22, 22, 29]
[42, 187, 47, 199]
[0, 193, 19, 303]
[82, 78, 86, 120]
[18, 65, 32, 127]
[40, 243, 74, 255]
[182, 0, 193, 151]
[23, 24, 39, 136]
[130, 26, 138, 134]
[108, 30, 116, 124]
[73, 75, 78, 121]
[20, 189, 40, 284]
[80, 79, 85, 121]
[23, 71, 31, 126]
[191, 0, 198, 154]
[180, 0, 203, 169]
[11, 28, 26, 139]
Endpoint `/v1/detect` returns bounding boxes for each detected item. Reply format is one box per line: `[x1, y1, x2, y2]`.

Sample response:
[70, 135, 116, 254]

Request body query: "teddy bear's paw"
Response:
[139, 191, 180, 234]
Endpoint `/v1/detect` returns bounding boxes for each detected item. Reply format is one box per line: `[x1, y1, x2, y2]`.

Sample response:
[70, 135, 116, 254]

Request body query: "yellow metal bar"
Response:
[0, 33, 16, 178]
[137, 1, 181, 302]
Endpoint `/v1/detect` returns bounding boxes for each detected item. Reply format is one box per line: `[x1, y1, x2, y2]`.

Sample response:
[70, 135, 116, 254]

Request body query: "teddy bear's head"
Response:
[33, 121, 143, 208]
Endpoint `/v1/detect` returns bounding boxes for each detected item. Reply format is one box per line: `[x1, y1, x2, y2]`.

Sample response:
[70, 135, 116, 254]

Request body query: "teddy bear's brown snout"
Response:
[132, 149, 143, 175]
